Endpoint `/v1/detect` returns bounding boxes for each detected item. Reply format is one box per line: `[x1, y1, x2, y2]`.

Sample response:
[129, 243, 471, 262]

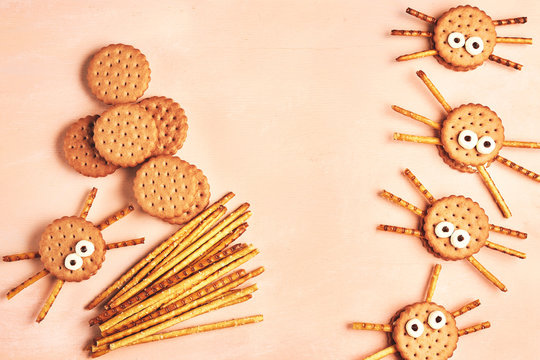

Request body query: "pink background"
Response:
[1, 0, 539, 359]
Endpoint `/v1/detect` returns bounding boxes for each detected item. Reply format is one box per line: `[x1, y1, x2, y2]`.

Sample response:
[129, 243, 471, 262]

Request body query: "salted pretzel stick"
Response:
[376, 225, 421, 237]
[391, 105, 440, 130]
[106, 238, 145, 250]
[36, 279, 64, 322]
[416, 70, 452, 113]
[488, 54, 522, 70]
[405, 8, 436, 23]
[466, 256, 507, 292]
[7, 269, 49, 299]
[452, 299, 481, 318]
[495, 155, 539, 182]
[425, 264, 441, 302]
[396, 49, 438, 62]
[3, 252, 40, 262]
[404, 168, 435, 203]
[485, 240, 526, 259]
[190, 224, 248, 266]
[391, 30, 432, 37]
[363, 345, 398, 360]
[97, 205, 134, 231]
[393, 133, 442, 145]
[352, 323, 392, 332]
[476, 165, 511, 218]
[458, 321, 491, 336]
[489, 223, 527, 239]
[496, 37, 533, 44]
[380, 190, 426, 217]
[492, 17, 527, 26]
[80, 187, 98, 219]
[502, 140, 540, 149]
[215, 293, 252, 309]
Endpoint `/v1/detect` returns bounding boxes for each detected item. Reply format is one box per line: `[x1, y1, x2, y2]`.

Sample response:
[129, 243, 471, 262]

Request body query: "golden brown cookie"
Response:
[38, 216, 106, 282]
[436, 145, 494, 174]
[162, 185, 210, 225]
[133, 155, 210, 219]
[392, 302, 458, 360]
[433, 6, 496, 71]
[63, 115, 119, 177]
[138, 96, 188, 156]
[93, 103, 158, 167]
[86, 44, 151, 105]
[423, 196, 489, 261]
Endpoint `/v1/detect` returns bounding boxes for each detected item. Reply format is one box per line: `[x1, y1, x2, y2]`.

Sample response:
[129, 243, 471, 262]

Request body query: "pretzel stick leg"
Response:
[496, 155, 540, 182]
[405, 8, 436, 23]
[458, 322, 491, 336]
[36, 279, 64, 322]
[488, 54, 522, 70]
[485, 240, 526, 259]
[393, 133, 442, 145]
[363, 345, 398, 360]
[105, 238, 145, 250]
[380, 190, 426, 217]
[452, 299, 481, 318]
[391, 30, 432, 37]
[391, 105, 440, 130]
[352, 323, 392, 332]
[476, 165, 511, 218]
[492, 17, 527, 26]
[425, 264, 441, 302]
[7, 269, 49, 299]
[496, 37, 533, 44]
[403, 168, 435, 203]
[3, 251, 40, 262]
[502, 140, 540, 149]
[376, 225, 422, 237]
[489, 224, 527, 239]
[396, 49, 438, 62]
[96, 205, 134, 231]
[416, 70, 452, 113]
[80, 187, 98, 219]
[466, 256, 507, 292]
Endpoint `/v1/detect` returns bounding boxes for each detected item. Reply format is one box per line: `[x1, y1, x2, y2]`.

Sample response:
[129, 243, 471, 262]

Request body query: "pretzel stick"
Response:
[485, 240, 526, 259]
[502, 140, 540, 149]
[416, 70, 452, 113]
[391, 30, 432, 37]
[376, 225, 422, 237]
[106, 238, 145, 250]
[489, 224, 527, 239]
[391, 105, 440, 130]
[3, 252, 40, 262]
[452, 299, 481, 318]
[425, 264, 441, 302]
[496, 37, 533, 44]
[363, 345, 398, 360]
[466, 256, 507, 292]
[396, 49, 438, 62]
[393, 133, 442, 145]
[36, 279, 64, 322]
[190, 224, 248, 266]
[405, 8, 436, 23]
[403, 168, 435, 203]
[476, 165, 511, 218]
[352, 323, 392, 332]
[80, 187, 98, 219]
[492, 17, 527, 26]
[495, 155, 539, 182]
[380, 190, 426, 217]
[488, 54, 522, 70]
[7, 269, 49, 299]
[97, 205, 134, 231]
[458, 321, 491, 336]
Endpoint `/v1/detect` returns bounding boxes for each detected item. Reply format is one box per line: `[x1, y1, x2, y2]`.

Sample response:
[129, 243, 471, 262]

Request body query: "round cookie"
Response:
[38, 216, 106, 282]
[440, 104, 504, 167]
[433, 6, 496, 71]
[63, 115, 119, 177]
[138, 97, 188, 156]
[93, 103, 158, 167]
[423, 196, 489, 261]
[163, 186, 210, 225]
[436, 145, 493, 174]
[86, 44, 151, 105]
[392, 302, 458, 360]
[133, 155, 210, 219]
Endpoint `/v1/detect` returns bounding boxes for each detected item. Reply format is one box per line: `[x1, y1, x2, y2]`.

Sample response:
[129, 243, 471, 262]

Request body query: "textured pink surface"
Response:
[0, 1, 539, 359]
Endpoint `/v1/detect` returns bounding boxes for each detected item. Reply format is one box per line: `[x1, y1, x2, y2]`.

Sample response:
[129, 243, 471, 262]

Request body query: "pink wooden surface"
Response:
[0, 0, 539, 359]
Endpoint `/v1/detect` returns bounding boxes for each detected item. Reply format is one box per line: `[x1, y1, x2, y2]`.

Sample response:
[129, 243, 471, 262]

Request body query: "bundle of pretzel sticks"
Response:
[85, 192, 263, 357]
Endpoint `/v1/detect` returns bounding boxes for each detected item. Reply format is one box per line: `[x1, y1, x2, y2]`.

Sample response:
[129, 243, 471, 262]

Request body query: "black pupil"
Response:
[70, 260, 76, 266]
[464, 135, 471, 141]
[458, 235, 464, 241]
[484, 141, 491, 147]
[442, 226, 449, 232]
[411, 324, 418, 331]
[454, 38, 460, 43]
[436, 316, 442, 323]
[473, 42, 480, 49]
[81, 246, 87, 253]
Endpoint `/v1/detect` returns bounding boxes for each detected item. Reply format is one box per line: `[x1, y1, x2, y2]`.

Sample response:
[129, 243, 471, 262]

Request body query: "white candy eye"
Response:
[476, 136, 496, 154]
[65, 253, 83, 270]
[434, 221, 455, 238]
[450, 229, 471, 249]
[465, 37, 484, 55]
[457, 130, 478, 149]
[428, 311, 447, 329]
[405, 318, 424, 338]
[75, 240, 95, 257]
[448, 32, 465, 48]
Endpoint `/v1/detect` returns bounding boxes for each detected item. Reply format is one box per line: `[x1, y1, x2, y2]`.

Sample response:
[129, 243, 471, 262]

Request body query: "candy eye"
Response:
[448, 32, 465, 48]
[457, 130, 478, 149]
[428, 311, 447, 330]
[465, 36, 484, 55]
[450, 229, 471, 249]
[476, 136, 496, 154]
[434, 221, 455, 238]
[405, 318, 424, 338]
[64, 253, 83, 270]
[75, 240, 95, 257]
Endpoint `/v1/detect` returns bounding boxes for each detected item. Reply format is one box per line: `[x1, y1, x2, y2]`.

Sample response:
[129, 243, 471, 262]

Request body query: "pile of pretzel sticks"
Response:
[85, 192, 263, 357]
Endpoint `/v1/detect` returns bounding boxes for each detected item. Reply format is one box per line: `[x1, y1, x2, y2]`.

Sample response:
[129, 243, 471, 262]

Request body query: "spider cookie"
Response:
[392, 71, 540, 218]
[3, 188, 144, 322]
[87, 44, 151, 104]
[352, 265, 490, 360]
[392, 6, 532, 71]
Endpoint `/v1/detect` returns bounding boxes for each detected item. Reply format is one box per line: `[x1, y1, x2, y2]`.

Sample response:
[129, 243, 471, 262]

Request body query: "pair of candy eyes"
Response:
[457, 130, 496, 155]
[64, 240, 95, 270]
[447, 32, 484, 56]
[405, 311, 447, 338]
[434, 221, 471, 249]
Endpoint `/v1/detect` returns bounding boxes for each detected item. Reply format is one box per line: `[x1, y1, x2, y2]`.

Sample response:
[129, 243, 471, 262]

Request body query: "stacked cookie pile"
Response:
[62, 44, 209, 224]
